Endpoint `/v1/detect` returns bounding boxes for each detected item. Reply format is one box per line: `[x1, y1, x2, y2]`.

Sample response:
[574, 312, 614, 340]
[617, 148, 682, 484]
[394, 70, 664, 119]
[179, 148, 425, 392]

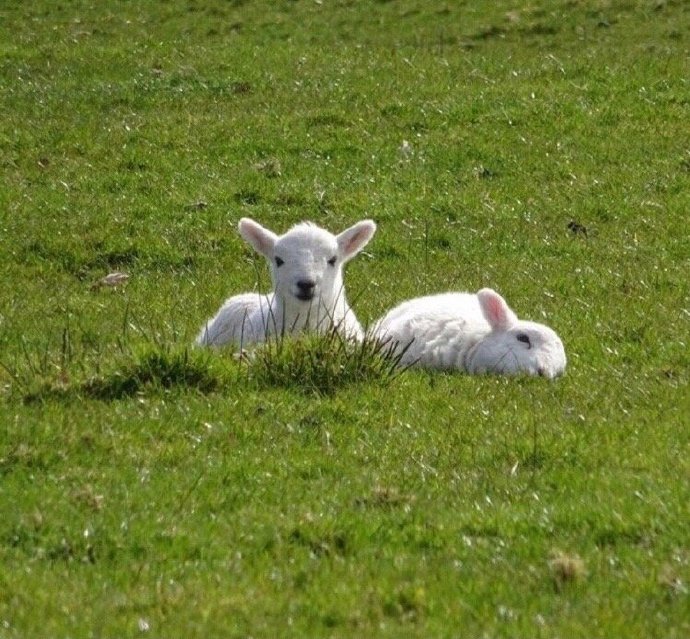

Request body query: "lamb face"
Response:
[470, 320, 567, 378]
[270, 224, 343, 308]
[470, 289, 567, 378]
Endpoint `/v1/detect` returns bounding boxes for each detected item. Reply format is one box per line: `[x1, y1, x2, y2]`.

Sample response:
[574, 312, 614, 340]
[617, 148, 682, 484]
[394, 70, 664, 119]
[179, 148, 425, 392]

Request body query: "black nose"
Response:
[296, 280, 316, 299]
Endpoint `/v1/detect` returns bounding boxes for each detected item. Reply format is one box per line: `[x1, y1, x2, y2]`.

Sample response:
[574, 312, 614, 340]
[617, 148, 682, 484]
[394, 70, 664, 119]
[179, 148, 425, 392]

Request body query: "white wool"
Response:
[372, 289, 566, 379]
[196, 218, 376, 348]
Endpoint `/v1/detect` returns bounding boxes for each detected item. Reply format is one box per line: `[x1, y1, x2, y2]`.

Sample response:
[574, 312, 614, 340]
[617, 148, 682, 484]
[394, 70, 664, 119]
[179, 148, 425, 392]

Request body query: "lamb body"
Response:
[373, 288, 566, 378]
[196, 218, 376, 348]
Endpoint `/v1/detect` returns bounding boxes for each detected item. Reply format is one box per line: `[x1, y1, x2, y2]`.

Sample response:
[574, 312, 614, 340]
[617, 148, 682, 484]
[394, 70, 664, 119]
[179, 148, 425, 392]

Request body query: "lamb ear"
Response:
[337, 220, 376, 261]
[477, 288, 518, 331]
[238, 218, 278, 257]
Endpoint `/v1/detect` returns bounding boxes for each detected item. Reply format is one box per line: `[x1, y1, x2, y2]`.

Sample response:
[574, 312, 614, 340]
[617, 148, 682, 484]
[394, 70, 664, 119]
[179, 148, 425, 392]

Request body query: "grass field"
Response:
[1, 1, 689, 637]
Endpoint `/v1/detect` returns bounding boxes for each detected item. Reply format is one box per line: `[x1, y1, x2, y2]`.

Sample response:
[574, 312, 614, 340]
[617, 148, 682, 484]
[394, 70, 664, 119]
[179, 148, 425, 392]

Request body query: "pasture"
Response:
[1, 1, 688, 637]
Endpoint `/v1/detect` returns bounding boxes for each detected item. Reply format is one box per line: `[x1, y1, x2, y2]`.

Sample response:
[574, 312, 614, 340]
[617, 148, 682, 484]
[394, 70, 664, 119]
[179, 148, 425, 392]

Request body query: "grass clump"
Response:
[18, 333, 409, 402]
[247, 329, 410, 396]
[24, 346, 234, 402]
[83, 347, 232, 399]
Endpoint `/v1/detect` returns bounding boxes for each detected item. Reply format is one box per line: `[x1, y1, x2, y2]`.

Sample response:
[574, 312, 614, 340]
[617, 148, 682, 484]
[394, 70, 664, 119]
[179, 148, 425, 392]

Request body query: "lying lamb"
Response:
[372, 288, 566, 378]
[196, 217, 376, 348]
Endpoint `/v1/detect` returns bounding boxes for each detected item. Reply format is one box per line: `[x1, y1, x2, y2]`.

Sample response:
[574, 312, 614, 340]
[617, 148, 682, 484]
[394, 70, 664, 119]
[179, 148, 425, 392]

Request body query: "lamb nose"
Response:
[297, 280, 316, 294]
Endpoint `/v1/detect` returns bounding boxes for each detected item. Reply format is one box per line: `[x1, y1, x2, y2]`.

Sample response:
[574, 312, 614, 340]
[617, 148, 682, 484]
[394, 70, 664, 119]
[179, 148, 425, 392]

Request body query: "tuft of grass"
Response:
[83, 347, 232, 399]
[18, 332, 409, 402]
[246, 329, 411, 396]
[23, 346, 234, 402]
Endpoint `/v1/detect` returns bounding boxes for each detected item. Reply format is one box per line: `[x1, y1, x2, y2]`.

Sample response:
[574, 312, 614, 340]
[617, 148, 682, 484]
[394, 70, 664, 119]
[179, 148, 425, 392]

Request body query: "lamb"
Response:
[196, 217, 376, 348]
[372, 288, 566, 378]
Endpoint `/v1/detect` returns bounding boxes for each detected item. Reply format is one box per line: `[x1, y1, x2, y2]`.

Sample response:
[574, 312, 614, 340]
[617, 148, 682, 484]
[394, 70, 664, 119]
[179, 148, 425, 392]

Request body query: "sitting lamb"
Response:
[372, 288, 566, 378]
[196, 217, 376, 348]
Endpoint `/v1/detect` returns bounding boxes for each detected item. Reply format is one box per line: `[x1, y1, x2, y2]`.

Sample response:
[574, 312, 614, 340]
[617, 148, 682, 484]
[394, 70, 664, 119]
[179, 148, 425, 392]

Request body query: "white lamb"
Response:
[372, 288, 566, 378]
[196, 217, 376, 348]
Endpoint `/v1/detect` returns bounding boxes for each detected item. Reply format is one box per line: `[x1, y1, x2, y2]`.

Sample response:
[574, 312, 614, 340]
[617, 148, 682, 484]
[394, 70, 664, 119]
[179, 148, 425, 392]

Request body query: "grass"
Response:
[247, 329, 410, 396]
[16, 331, 407, 402]
[20, 345, 235, 402]
[1, 0, 689, 637]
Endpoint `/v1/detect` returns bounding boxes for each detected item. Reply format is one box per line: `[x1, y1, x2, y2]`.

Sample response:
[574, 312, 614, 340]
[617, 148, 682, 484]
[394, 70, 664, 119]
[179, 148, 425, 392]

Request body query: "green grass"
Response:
[1, 0, 689, 637]
[246, 330, 410, 396]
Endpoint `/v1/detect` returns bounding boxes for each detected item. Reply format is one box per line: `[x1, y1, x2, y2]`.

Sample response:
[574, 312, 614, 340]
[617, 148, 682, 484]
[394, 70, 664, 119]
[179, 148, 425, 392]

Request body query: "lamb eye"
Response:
[327, 256, 337, 267]
[516, 333, 531, 347]
[275, 257, 284, 267]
